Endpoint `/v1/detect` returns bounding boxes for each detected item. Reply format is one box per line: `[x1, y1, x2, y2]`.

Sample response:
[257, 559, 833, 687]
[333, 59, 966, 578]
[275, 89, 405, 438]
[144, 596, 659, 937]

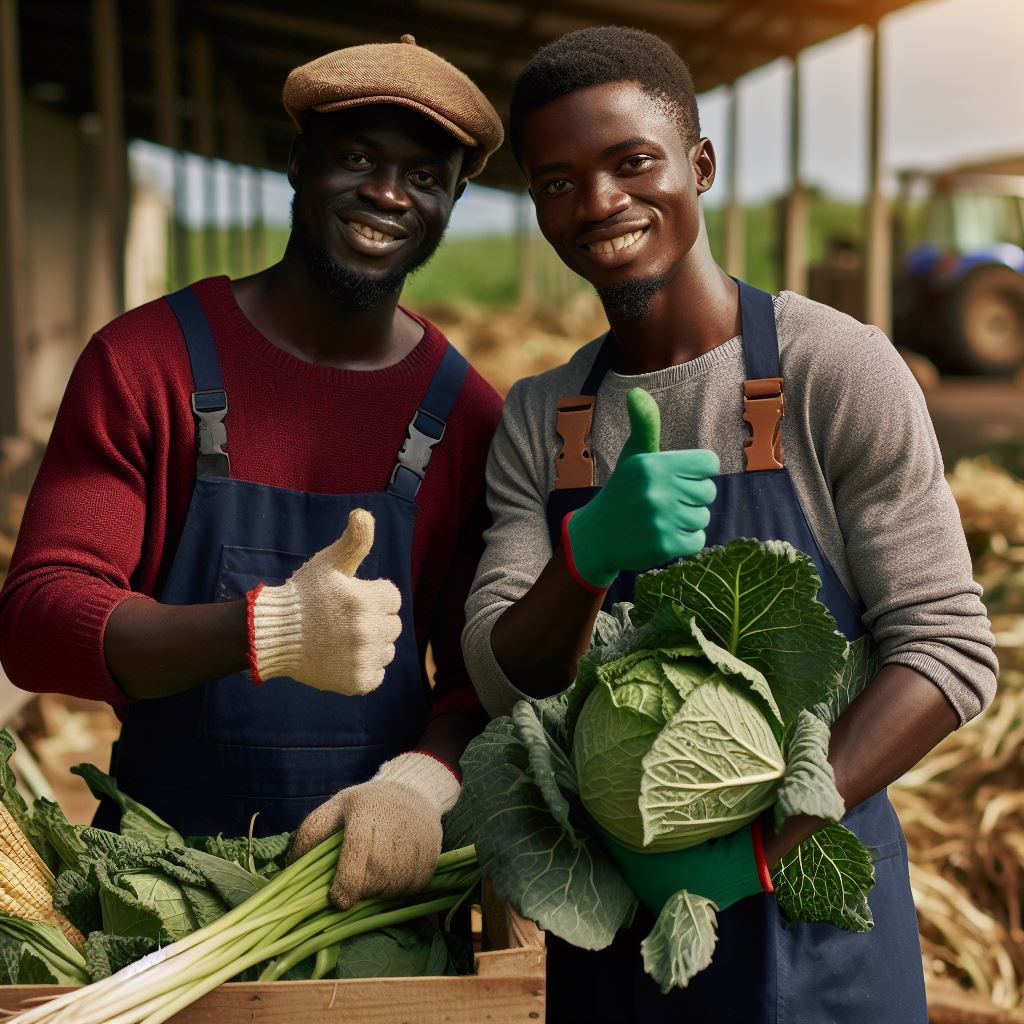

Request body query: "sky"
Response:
[130, 0, 1024, 235]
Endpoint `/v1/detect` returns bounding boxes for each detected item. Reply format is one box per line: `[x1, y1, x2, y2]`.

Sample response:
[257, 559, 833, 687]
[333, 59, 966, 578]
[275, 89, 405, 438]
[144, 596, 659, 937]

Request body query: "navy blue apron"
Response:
[96, 286, 467, 838]
[545, 281, 927, 1024]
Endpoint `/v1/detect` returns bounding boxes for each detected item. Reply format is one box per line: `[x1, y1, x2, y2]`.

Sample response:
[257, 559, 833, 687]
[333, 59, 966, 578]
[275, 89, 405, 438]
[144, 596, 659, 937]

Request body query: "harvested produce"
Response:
[2, 834, 477, 1024]
[453, 538, 878, 992]
[0, 731, 478, 1021]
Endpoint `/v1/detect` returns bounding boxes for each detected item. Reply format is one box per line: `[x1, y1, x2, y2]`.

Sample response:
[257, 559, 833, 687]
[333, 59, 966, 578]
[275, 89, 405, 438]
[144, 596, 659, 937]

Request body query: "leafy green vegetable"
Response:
[459, 539, 879, 995]
[0, 913, 89, 985]
[70, 764, 185, 848]
[638, 676, 785, 850]
[331, 921, 460, 980]
[457, 716, 636, 950]
[640, 891, 717, 995]
[771, 822, 875, 932]
[632, 540, 848, 725]
[84, 932, 157, 982]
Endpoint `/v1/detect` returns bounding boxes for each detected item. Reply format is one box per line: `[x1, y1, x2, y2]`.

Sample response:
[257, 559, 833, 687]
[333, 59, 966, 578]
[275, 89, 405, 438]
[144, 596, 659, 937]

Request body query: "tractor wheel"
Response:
[944, 264, 1024, 374]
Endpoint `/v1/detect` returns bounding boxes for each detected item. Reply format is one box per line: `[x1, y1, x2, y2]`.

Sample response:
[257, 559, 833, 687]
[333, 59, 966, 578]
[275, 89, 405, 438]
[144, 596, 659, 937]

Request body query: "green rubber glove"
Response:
[600, 823, 771, 913]
[564, 388, 720, 590]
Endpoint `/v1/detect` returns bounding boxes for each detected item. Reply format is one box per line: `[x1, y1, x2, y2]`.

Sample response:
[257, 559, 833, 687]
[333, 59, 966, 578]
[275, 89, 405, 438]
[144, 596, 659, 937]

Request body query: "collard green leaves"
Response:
[71, 764, 184, 848]
[632, 540, 847, 724]
[774, 711, 845, 829]
[811, 634, 878, 729]
[772, 822, 875, 932]
[0, 913, 89, 985]
[640, 891, 718, 994]
[84, 932, 157, 982]
[457, 715, 636, 950]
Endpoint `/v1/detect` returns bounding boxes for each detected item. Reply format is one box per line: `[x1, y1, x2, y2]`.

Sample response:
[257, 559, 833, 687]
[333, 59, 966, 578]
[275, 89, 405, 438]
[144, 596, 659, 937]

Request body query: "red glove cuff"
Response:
[751, 817, 774, 893]
[246, 583, 265, 686]
[560, 512, 609, 595]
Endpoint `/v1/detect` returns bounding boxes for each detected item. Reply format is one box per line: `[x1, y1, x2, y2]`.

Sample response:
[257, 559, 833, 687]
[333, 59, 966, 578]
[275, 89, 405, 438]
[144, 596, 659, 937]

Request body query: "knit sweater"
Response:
[0, 276, 502, 717]
[463, 291, 997, 724]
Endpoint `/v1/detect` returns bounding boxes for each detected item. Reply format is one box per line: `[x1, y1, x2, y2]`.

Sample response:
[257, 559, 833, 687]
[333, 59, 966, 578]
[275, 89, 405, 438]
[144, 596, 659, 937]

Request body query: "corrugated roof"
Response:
[18, 0, 926, 189]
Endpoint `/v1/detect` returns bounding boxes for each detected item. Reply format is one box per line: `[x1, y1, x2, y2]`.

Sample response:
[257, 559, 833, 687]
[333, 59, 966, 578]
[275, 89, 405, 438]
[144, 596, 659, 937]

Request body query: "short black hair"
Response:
[509, 26, 700, 159]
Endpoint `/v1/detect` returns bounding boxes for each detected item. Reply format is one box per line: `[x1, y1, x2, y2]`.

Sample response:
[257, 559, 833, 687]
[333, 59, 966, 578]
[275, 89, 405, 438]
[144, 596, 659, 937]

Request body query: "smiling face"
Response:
[520, 81, 715, 300]
[288, 105, 465, 307]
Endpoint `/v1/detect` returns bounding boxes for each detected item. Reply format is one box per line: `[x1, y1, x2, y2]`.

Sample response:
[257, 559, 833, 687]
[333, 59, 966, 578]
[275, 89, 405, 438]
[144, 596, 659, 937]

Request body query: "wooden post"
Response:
[865, 22, 892, 334]
[724, 83, 744, 280]
[783, 55, 808, 295]
[190, 29, 218, 276]
[0, 0, 28, 437]
[152, 0, 187, 290]
[92, 0, 127, 315]
[221, 75, 246, 279]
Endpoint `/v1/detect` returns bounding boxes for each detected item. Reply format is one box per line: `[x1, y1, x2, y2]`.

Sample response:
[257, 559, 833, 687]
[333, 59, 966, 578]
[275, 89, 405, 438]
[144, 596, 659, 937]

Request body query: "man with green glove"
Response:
[462, 25, 996, 1024]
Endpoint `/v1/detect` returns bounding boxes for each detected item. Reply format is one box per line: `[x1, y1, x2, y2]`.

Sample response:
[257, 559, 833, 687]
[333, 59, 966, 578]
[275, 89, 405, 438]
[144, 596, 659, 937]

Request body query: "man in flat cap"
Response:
[0, 38, 503, 910]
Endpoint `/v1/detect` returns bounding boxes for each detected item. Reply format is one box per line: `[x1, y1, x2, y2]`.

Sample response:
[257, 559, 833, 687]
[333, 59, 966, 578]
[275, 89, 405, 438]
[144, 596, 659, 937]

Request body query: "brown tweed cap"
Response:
[283, 35, 503, 180]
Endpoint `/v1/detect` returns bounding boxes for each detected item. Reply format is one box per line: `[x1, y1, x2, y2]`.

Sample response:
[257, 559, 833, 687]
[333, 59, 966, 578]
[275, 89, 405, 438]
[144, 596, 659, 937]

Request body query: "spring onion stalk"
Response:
[5, 841, 478, 1024]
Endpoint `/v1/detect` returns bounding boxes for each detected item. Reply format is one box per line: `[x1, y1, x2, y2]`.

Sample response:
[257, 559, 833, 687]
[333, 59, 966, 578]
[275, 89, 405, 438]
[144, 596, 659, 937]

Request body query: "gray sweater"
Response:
[463, 291, 997, 724]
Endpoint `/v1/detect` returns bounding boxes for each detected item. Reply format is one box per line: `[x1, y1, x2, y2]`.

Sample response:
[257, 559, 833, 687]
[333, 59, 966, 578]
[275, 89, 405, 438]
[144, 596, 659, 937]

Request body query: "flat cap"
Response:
[283, 35, 503, 180]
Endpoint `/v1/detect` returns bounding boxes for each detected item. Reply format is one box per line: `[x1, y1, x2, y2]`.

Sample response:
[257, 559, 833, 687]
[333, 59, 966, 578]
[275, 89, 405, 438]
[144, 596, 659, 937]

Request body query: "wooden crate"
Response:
[0, 889, 545, 1023]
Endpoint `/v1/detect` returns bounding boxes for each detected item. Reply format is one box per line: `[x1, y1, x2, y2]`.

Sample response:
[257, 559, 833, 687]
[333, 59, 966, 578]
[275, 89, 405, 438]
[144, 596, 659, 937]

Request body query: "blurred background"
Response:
[1, 1, 1023, 1019]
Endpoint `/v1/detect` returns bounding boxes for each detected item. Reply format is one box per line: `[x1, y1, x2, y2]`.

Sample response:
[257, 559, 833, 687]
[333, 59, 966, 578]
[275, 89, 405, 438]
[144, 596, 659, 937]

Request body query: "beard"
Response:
[595, 273, 671, 320]
[290, 197, 437, 312]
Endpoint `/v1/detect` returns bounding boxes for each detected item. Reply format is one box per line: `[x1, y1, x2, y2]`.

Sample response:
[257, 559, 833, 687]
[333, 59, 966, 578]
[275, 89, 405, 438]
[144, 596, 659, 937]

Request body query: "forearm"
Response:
[414, 711, 487, 773]
[762, 662, 959, 865]
[489, 547, 605, 697]
[105, 596, 248, 699]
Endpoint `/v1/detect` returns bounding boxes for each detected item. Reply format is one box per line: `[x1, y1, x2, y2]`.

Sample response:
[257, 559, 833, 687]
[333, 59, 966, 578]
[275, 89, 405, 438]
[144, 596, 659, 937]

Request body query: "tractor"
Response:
[893, 159, 1024, 376]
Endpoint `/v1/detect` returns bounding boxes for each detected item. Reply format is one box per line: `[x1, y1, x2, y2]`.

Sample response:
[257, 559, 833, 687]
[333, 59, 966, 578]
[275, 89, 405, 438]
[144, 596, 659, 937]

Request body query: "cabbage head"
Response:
[572, 651, 786, 852]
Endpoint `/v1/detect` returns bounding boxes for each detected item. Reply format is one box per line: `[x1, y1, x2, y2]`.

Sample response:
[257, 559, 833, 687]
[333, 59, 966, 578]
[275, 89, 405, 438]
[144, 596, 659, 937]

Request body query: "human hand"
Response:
[565, 388, 719, 590]
[286, 752, 461, 910]
[247, 508, 401, 694]
[601, 821, 771, 913]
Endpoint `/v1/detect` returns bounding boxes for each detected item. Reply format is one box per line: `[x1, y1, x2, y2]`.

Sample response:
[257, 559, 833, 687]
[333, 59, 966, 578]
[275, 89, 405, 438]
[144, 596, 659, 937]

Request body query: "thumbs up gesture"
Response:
[247, 508, 402, 695]
[565, 388, 720, 590]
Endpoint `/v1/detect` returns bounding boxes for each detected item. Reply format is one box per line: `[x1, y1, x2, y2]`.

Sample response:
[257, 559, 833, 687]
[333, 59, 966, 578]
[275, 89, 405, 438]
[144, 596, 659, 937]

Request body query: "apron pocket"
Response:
[197, 544, 376, 745]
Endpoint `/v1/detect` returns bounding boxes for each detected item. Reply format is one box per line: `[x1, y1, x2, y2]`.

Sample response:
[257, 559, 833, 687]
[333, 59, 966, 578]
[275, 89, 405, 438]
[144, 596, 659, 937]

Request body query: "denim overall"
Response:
[544, 281, 927, 1023]
[97, 286, 467, 838]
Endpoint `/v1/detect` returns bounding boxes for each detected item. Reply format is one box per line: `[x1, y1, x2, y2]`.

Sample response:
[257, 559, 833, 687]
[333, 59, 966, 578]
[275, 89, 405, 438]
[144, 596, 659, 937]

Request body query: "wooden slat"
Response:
[0, 898, 546, 1023]
[0, 974, 545, 1023]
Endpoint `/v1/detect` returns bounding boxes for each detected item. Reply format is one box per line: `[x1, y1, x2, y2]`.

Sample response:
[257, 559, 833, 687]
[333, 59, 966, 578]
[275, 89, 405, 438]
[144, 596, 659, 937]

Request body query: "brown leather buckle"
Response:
[742, 377, 785, 471]
[554, 395, 596, 489]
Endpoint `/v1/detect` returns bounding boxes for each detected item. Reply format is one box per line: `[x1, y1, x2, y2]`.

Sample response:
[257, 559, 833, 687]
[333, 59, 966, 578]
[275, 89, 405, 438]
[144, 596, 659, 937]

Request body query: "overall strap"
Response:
[736, 280, 786, 471]
[553, 335, 614, 490]
[165, 287, 230, 478]
[387, 343, 469, 501]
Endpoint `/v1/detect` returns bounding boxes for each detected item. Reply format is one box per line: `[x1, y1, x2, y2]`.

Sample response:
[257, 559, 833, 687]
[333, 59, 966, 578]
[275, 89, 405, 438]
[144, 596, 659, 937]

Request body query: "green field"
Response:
[173, 194, 873, 307]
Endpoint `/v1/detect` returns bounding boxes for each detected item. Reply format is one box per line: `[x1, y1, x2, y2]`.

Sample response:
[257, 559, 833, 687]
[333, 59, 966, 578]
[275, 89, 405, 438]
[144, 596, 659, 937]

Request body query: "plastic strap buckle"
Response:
[390, 407, 446, 496]
[554, 395, 597, 489]
[742, 377, 785, 471]
[190, 389, 230, 477]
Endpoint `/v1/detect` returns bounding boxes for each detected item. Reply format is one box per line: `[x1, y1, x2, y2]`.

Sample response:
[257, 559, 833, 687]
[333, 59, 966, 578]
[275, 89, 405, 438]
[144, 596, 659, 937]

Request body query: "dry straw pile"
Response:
[893, 456, 1024, 1022]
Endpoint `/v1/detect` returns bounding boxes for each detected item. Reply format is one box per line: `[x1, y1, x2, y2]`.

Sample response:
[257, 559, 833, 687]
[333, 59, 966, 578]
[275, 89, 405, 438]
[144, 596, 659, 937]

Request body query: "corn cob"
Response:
[0, 801, 53, 888]
[0, 801, 85, 950]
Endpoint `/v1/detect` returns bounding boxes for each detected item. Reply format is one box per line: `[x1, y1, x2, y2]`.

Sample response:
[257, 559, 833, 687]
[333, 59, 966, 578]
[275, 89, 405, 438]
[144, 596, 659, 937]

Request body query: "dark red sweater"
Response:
[0, 276, 502, 717]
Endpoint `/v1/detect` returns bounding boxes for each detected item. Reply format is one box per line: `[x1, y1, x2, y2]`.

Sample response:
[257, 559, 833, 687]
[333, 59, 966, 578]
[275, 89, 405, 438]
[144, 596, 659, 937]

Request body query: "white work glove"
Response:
[286, 751, 462, 910]
[246, 508, 402, 695]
